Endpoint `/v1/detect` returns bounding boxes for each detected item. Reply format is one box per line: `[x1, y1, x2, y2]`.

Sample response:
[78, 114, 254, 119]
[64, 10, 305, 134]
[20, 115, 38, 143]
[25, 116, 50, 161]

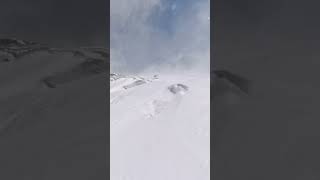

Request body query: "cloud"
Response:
[111, 0, 210, 74]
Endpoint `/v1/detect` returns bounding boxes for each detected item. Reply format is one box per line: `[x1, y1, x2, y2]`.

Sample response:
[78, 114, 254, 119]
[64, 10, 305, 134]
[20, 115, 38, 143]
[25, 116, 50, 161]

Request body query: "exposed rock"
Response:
[211, 70, 250, 98]
[168, 84, 189, 94]
[123, 80, 146, 89]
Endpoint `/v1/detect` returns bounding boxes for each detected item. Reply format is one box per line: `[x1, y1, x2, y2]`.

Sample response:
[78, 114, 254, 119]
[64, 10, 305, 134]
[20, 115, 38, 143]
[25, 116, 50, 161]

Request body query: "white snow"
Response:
[111, 72, 210, 180]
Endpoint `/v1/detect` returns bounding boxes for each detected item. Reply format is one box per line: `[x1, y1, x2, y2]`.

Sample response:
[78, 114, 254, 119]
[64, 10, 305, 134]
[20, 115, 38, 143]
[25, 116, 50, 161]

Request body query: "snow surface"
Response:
[111, 72, 210, 180]
[0, 40, 108, 179]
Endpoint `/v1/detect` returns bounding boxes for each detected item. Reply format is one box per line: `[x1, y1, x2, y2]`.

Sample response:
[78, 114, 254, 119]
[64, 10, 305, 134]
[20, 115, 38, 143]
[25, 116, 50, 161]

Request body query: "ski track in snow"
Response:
[111, 73, 210, 180]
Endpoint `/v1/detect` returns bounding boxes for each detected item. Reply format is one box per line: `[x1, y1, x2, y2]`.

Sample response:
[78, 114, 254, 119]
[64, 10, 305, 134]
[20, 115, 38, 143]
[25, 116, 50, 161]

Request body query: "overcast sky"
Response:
[0, 0, 108, 47]
[111, 0, 210, 73]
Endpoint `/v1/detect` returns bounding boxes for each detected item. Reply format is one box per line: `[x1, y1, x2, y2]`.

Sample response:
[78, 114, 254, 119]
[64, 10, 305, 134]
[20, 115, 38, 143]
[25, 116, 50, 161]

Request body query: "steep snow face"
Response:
[111, 73, 210, 180]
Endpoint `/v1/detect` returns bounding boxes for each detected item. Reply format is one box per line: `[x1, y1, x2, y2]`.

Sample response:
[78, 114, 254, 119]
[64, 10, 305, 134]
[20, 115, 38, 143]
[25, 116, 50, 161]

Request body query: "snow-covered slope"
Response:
[110, 72, 210, 180]
[0, 38, 108, 179]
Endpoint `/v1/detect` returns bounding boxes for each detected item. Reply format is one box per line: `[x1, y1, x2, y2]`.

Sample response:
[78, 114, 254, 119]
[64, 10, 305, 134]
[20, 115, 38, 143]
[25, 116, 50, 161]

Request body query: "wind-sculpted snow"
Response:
[110, 73, 210, 180]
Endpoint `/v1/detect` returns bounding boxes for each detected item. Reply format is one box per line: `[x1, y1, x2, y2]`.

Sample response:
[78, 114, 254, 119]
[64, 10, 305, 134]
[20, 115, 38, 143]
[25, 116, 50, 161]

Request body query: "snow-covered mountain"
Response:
[110, 72, 210, 180]
[0, 38, 108, 179]
[0, 38, 109, 133]
[0, 38, 250, 179]
[110, 70, 249, 180]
